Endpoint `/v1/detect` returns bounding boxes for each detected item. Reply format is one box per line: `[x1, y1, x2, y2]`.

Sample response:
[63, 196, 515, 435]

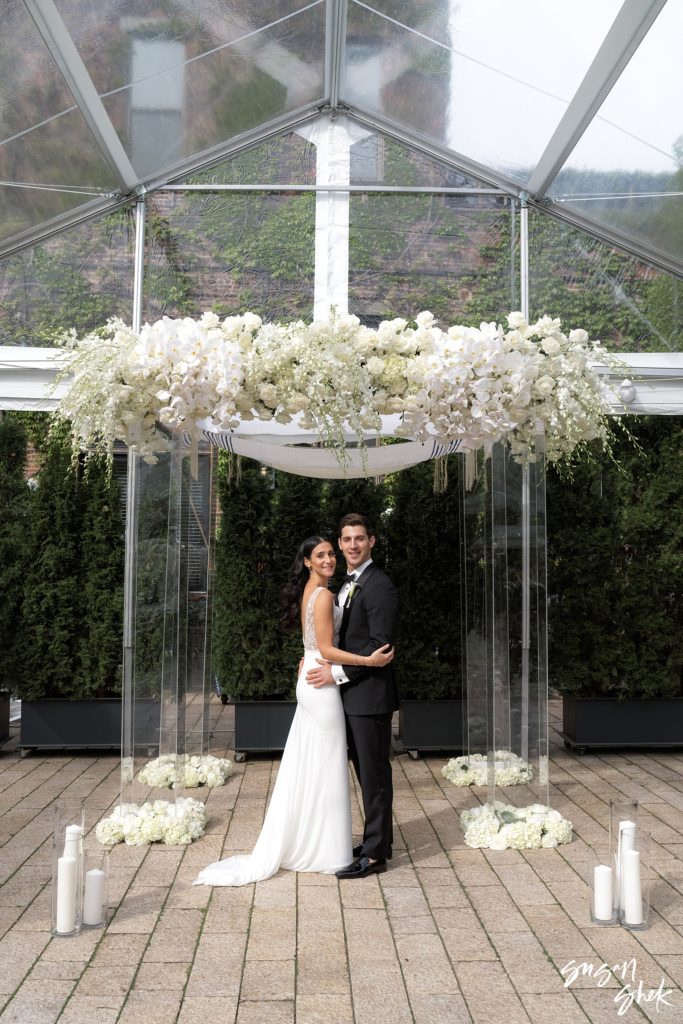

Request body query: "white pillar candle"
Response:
[619, 820, 636, 852]
[63, 824, 83, 860]
[55, 855, 78, 934]
[622, 848, 643, 926]
[82, 868, 106, 926]
[593, 864, 613, 921]
[616, 820, 636, 909]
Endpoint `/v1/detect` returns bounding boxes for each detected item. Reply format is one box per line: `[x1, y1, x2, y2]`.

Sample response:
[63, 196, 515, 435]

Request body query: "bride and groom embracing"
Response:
[194, 512, 399, 887]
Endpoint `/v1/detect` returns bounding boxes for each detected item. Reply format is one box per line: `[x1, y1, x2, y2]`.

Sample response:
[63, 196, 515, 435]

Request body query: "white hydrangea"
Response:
[95, 798, 207, 847]
[442, 751, 533, 787]
[137, 754, 232, 789]
[464, 815, 501, 848]
[460, 801, 573, 850]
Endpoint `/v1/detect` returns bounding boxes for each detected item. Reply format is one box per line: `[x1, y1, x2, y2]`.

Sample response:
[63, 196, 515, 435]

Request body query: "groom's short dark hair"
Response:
[338, 512, 374, 538]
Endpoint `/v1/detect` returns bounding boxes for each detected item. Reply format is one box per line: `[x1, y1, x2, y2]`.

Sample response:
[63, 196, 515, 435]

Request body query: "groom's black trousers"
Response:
[345, 711, 393, 860]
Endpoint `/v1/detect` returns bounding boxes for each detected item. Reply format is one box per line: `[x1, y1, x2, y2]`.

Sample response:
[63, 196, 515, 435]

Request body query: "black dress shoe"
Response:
[336, 856, 387, 879]
[353, 844, 392, 860]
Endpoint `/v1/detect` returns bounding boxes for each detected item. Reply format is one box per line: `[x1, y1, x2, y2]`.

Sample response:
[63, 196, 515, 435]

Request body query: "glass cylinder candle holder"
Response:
[617, 826, 651, 931]
[50, 801, 85, 938]
[589, 846, 617, 925]
[609, 799, 639, 915]
[81, 847, 110, 929]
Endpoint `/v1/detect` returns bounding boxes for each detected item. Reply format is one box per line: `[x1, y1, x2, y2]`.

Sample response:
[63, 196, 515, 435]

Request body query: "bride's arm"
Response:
[313, 590, 393, 667]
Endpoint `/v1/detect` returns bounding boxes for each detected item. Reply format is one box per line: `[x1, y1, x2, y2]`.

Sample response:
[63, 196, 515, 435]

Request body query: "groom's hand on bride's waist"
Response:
[306, 659, 335, 688]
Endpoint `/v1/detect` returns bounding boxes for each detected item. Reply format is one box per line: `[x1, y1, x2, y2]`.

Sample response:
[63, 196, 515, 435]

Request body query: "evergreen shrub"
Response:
[547, 416, 682, 699]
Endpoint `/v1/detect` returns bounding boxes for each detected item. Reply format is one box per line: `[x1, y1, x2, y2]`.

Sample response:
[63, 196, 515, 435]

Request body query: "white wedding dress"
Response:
[193, 587, 352, 885]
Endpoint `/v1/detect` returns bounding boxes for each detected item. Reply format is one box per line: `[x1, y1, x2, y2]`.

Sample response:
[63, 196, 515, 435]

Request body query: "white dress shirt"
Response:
[332, 559, 373, 686]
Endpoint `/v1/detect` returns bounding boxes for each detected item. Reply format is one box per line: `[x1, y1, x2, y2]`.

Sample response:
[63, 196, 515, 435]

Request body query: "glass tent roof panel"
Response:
[0, 1, 119, 246]
[548, 0, 682, 266]
[55, 0, 327, 179]
[344, 0, 623, 186]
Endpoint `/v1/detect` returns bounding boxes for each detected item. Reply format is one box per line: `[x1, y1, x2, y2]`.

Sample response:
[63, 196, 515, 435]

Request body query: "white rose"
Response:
[506, 312, 527, 330]
[540, 337, 561, 356]
[415, 311, 435, 327]
[366, 356, 385, 377]
[536, 375, 556, 396]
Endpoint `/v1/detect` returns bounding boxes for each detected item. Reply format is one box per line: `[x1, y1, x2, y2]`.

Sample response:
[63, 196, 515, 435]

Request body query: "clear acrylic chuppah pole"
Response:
[120, 195, 146, 807]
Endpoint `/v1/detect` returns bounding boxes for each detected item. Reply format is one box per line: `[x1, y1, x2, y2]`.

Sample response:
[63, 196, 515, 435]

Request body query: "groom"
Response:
[307, 512, 399, 878]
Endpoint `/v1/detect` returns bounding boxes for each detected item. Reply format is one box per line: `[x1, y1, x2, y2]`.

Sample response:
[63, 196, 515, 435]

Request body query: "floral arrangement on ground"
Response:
[57, 310, 623, 466]
[442, 750, 533, 787]
[137, 753, 232, 789]
[95, 797, 206, 846]
[460, 802, 573, 850]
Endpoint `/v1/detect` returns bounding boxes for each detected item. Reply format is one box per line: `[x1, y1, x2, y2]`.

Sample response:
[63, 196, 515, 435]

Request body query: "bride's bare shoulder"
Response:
[311, 587, 334, 610]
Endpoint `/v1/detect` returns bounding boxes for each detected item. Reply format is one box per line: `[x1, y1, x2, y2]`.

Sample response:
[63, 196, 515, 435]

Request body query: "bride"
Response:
[193, 535, 394, 886]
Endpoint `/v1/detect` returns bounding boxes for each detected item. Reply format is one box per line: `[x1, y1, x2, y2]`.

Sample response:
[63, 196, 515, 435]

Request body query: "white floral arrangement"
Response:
[460, 801, 573, 850]
[137, 753, 232, 789]
[442, 750, 533, 787]
[56, 310, 621, 465]
[95, 797, 207, 846]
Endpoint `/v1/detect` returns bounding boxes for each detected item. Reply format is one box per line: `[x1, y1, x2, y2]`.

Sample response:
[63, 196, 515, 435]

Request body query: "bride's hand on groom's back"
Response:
[368, 643, 394, 667]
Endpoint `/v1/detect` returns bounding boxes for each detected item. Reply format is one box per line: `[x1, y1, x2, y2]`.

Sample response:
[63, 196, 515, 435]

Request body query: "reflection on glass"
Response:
[54, 0, 325, 178]
[346, 0, 622, 183]
[528, 209, 683, 352]
[345, 4, 451, 146]
[0, 2, 118, 243]
[545, 0, 682, 266]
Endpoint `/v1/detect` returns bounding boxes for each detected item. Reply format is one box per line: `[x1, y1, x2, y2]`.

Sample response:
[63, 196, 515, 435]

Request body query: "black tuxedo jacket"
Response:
[338, 562, 399, 716]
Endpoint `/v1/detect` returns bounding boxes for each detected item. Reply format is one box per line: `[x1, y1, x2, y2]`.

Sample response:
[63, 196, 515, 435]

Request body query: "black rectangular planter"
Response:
[0, 691, 9, 743]
[20, 698, 161, 754]
[398, 699, 466, 754]
[233, 701, 296, 758]
[562, 696, 683, 751]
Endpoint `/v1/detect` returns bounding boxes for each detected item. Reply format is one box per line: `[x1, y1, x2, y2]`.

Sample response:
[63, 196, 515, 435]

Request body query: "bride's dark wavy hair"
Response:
[281, 535, 329, 631]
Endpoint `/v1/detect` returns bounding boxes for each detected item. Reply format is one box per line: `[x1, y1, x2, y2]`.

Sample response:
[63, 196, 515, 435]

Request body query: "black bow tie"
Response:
[344, 573, 357, 584]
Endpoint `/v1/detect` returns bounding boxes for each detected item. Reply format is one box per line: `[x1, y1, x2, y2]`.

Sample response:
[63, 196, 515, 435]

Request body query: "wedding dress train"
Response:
[193, 588, 352, 885]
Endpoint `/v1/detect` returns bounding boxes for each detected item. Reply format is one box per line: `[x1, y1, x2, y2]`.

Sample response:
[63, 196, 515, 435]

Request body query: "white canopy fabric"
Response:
[197, 431, 461, 479]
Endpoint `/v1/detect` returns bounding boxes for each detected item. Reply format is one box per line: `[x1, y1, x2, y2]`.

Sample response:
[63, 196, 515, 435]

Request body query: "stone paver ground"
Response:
[2, 700, 683, 1024]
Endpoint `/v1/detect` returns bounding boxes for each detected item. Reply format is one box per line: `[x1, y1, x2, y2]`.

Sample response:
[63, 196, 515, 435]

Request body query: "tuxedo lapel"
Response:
[340, 563, 378, 646]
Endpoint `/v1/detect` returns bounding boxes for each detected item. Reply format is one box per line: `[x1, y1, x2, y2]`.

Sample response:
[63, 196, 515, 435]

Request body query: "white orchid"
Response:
[57, 311, 618, 467]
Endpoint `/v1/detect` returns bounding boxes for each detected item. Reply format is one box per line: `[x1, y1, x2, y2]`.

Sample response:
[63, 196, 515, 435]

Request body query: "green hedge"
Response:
[547, 416, 682, 699]
[2, 417, 680, 705]
[2, 416, 124, 700]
